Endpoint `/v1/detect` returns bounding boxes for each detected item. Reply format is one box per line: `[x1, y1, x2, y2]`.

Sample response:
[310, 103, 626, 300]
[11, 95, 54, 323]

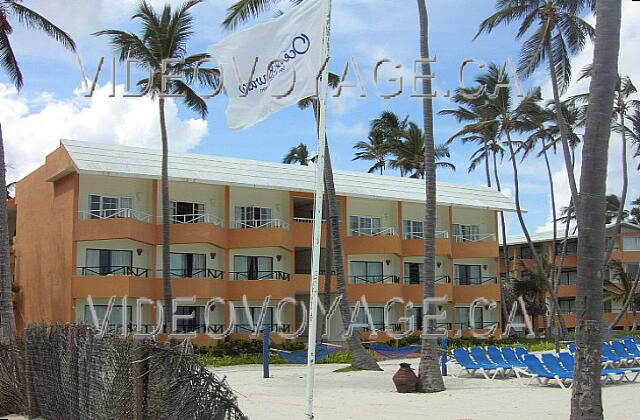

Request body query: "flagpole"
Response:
[305, 0, 332, 418]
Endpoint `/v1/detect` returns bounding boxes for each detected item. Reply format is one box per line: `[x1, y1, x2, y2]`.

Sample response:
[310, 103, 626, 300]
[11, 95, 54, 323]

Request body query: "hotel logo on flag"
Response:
[209, 0, 326, 130]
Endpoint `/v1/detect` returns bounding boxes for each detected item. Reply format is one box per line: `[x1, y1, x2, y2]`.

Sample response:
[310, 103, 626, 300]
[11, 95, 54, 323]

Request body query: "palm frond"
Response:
[222, 0, 278, 30]
[8, 1, 76, 51]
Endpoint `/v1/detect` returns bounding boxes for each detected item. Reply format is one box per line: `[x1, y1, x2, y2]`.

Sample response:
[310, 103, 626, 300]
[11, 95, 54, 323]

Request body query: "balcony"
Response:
[229, 270, 291, 281]
[292, 218, 327, 247]
[229, 219, 293, 249]
[158, 268, 224, 279]
[344, 227, 402, 255]
[455, 276, 497, 286]
[76, 265, 150, 277]
[403, 275, 451, 285]
[453, 277, 501, 302]
[76, 209, 155, 243]
[451, 233, 498, 259]
[167, 213, 227, 246]
[349, 274, 400, 285]
[402, 231, 451, 256]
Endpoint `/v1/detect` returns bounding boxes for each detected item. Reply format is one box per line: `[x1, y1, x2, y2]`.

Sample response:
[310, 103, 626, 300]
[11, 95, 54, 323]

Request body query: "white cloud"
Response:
[0, 83, 208, 182]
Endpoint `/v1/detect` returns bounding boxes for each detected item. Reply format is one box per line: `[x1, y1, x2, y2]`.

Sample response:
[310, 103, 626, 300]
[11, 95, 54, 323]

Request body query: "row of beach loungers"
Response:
[452, 337, 640, 389]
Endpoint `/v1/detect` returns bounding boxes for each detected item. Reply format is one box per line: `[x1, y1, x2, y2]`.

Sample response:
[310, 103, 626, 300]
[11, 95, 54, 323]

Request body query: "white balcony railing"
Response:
[403, 230, 449, 240]
[163, 213, 225, 227]
[231, 219, 290, 229]
[350, 227, 398, 237]
[293, 217, 326, 224]
[453, 233, 496, 243]
[79, 209, 152, 223]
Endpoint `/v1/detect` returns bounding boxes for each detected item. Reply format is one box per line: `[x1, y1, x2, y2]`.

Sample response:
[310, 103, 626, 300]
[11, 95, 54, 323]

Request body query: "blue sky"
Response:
[1, 0, 639, 237]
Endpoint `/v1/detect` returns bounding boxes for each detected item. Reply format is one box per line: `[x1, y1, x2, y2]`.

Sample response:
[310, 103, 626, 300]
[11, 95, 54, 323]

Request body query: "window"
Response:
[234, 206, 273, 228]
[559, 298, 576, 314]
[626, 263, 639, 281]
[558, 270, 577, 286]
[89, 195, 132, 219]
[455, 264, 482, 285]
[455, 306, 483, 330]
[85, 249, 133, 275]
[555, 240, 578, 256]
[404, 262, 423, 284]
[83, 305, 132, 328]
[170, 253, 206, 278]
[234, 307, 274, 333]
[623, 236, 640, 251]
[520, 245, 543, 260]
[403, 220, 423, 240]
[350, 261, 383, 284]
[352, 306, 385, 331]
[603, 300, 612, 313]
[174, 306, 205, 333]
[171, 201, 205, 223]
[453, 224, 480, 242]
[233, 256, 274, 280]
[349, 216, 381, 236]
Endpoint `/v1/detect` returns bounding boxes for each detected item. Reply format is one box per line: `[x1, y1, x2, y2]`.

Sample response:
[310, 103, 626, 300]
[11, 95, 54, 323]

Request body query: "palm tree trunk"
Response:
[504, 129, 566, 336]
[324, 143, 381, 370]
[484, 142, 492, 188]
[603, 104, 629, 267]
[0, 124, 16, 345]
[546, 41, 580, 215]
[416, 0, 445, 393]
[571, 2, 621, 418]
[542, 142, 560, 341]
[318, 198, 332, 344]
[159, 98, 172, 333]
[492, 149, 511, 330]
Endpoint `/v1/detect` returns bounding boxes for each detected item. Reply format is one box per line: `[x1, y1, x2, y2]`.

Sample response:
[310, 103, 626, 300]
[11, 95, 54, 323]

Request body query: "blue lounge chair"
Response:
[521, 354, 572, 389]
[602, 343, 632, 367]
[500, 347, 527, 369]
[452, 348, 504, 380]
[487, 346, 527, 376]
[558, 351, 637, 383]
[470, 347, 512, 374]
[623, 339, 640, 357]
[514, 347, 529, 362]
[611, 341, 640, 365]
[567, 343, 576, 354]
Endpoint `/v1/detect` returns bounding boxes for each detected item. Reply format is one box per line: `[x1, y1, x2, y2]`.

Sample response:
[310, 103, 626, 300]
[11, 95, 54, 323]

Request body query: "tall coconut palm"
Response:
[416, 0, 445, 393]
[223, 0, 380, 371]
[606, 261, 640, 330]
[0, 0, 76, 345]
[389, 122, 455, 177]
[370, 111, 409, 174]
[283, 143, 311, 165]
[575, 69, 638, 266]
[571, 1, 621, 418]
[352, 130, 389, 174]
[476, 0, 595, 218]
[96, 0, 218, 332]
[460, 63, 568, 335]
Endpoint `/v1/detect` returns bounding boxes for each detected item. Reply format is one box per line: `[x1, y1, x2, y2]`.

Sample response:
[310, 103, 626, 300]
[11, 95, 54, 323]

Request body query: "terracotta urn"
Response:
[392, 362, 418, 393]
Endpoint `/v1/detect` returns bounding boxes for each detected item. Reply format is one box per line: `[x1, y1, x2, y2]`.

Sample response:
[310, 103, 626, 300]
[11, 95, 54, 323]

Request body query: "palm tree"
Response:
[627, 110, 640, 170]
[606, 261, 640, 330]
[571, 1, 621, 418]
[513, 261, 551, 334]
[283, 143, 311, 165]
[96, 0, 217, 333]
[389, 122, 455, 177]
[476, 0, 595, 218]
[631, 197, 640, 225]
[575, 69, 638, 266]
[370, 111, 409, 174]
[0, 0, 76, 346]
[223, 0, 381, 371]
[416, 0, 445, 393]
[559, 194, 628, 226]
[352, 130, 389, 174]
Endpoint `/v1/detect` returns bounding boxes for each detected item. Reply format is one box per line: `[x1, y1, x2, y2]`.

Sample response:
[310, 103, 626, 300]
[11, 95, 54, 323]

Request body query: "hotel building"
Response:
[12, 140, 518, 343]
[502, 224, 640, 331]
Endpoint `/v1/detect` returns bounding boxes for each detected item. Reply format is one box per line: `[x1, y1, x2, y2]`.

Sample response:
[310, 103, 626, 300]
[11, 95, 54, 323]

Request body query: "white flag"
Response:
[209, 0, 327, 130]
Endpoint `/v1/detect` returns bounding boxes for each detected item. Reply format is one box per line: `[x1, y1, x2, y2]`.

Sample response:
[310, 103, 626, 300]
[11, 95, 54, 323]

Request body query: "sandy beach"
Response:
[212, 358, 640, 420]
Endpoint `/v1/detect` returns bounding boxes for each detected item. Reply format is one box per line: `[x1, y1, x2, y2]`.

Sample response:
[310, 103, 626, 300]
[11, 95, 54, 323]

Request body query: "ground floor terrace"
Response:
[209, 358, 637, 419]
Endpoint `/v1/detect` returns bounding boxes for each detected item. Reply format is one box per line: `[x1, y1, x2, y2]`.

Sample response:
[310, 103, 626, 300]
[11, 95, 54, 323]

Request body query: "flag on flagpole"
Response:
[209, 0, 326, 130]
